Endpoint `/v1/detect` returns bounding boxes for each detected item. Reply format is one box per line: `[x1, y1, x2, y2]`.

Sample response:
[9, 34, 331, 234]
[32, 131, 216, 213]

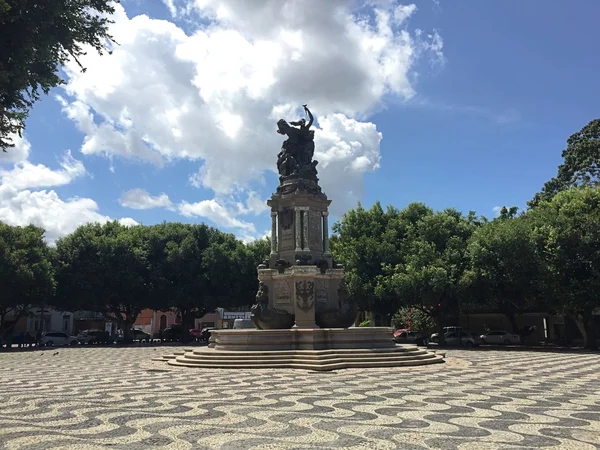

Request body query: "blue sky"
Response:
[1, 0, 599, 243]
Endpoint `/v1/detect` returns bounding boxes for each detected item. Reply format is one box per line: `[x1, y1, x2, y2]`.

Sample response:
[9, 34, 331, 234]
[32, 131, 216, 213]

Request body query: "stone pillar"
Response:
[323, 211, 331, 255]
[270, 211, 278, 255]
[302, 208, 310, 251]
[294, 207, 302, 252]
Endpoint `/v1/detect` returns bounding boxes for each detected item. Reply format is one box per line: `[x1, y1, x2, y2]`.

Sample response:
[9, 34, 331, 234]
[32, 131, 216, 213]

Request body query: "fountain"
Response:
[164, 105, 443, 370]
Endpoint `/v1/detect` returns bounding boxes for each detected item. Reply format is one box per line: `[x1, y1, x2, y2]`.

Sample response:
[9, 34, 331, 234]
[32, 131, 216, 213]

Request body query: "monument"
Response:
[250, 104, 358, 332]
[161, 106, 444, 369]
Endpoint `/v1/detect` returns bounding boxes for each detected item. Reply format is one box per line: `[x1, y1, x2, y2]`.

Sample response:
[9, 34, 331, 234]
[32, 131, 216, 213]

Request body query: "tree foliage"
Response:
[331, 202, 409, 317]
[53, 221, 266, 341]
[376, 208, 480, 343]
[529, 119, 600, 208]
[528, 187, 600, 349]
[463, 214, 543, 332]
[0, 0, 118, 151]
[54, 222, 157, 342]
[0, 222, 54, 336]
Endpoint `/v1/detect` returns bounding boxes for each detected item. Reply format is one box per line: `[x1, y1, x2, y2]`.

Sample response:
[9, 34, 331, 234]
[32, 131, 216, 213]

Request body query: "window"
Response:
[159, 315, 167, 330]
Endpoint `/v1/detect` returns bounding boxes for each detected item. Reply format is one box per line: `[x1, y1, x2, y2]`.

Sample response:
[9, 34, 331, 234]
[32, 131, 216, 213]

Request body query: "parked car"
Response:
[42, 331, 78, 347]
[189, 328, 202, 340]
[132, 329, 152, 342]
[393, 329, 426, 345]
[430, 329, 480, 347]
[199, 327, 216, 342]
[77, 330, 109, 344]
[117, 329, 152, 343]
[162, 324, 185, 341]
[480, 330, 521, 345]
[429, 326, 467, 343]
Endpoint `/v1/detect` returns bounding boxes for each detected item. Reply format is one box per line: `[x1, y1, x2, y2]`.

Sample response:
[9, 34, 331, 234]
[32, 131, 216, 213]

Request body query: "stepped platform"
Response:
[167, 346, 443, 371]
[156, 329, 444, 371]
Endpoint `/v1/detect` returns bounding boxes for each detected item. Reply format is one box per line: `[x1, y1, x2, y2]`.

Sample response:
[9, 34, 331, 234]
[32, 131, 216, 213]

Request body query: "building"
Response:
[134, 309, 180, 336]
[24, 308, 74, 335]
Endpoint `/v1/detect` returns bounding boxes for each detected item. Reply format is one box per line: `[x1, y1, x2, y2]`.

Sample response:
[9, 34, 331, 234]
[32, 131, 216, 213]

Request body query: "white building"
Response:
[26, 308, 74, 335]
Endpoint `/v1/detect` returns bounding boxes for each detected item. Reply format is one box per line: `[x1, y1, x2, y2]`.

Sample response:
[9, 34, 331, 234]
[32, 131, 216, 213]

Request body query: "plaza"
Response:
[1, 347, 599, 449]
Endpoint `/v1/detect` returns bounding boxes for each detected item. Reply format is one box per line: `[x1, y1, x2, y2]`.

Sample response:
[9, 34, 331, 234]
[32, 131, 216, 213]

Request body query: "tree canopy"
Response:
[463, 213, 543, 332]
[52, 221, 266, 342]
[529, 119, 600, 208]
[0, 223, 54, 336]
[0, 0, 117, 151]
[528, 187, 600, 349]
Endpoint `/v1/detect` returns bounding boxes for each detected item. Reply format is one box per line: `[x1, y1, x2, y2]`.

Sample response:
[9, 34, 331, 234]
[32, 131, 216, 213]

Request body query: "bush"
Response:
[392, 307, 434, 331]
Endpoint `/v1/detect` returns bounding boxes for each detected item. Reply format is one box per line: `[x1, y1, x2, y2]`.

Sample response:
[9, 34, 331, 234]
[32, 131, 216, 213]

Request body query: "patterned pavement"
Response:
[0, 347, 599, 450]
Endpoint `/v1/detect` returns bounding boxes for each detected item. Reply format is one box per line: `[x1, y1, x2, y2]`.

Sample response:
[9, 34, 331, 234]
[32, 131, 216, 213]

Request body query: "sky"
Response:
[1, 0, 599, 244]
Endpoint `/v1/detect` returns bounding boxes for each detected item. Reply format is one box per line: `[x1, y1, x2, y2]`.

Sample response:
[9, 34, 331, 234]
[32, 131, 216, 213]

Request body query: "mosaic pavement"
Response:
[1, 347, 599, 449]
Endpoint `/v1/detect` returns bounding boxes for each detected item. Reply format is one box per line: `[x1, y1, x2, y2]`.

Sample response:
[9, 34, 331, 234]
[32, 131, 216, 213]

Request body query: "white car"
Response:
[42, 331, 78, 347]
[480, 330, 521, 345]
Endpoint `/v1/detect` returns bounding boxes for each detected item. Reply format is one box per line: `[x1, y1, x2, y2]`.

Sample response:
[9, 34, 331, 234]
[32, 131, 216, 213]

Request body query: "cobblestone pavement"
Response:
[1, 347, 599, 450]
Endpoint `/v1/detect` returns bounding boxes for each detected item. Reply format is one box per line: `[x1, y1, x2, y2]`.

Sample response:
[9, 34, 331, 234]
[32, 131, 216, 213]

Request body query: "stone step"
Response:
[168, 354, 444, 371]
[177, 354, 438, 366]
[184, 345, 422, 357]
[183, 349, 431, 361]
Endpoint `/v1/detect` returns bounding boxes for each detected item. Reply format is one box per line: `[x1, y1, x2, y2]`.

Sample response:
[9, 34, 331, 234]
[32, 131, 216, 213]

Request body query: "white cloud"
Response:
[492, 206, 502, 217]
[178, 199, 256, 232]
[0, 136, 137, 244]
[119, 188, 174, 210]
[0, 151, 86, 191]
[0, 133, 31, 165]
[234, 190, 269, 216]
[58, 1, 443, 223]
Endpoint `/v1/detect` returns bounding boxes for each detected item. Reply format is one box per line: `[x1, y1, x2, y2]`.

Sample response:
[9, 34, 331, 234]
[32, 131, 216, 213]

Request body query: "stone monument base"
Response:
[208, 327, 398, 351]
[156, 328, 444, 372]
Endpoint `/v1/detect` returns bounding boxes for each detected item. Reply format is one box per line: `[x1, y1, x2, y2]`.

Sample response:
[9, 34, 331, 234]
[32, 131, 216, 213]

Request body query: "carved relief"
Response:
[295, 280, 315, 313]
[316, 280, 328, 305]
[281, 208, 294, 230]
[309, 211, 322, 250]
[274, 279, 292, 304]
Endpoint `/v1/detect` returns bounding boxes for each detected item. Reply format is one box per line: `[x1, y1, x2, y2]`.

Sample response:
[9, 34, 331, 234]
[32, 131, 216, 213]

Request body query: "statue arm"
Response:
[304, 105, 314, 128]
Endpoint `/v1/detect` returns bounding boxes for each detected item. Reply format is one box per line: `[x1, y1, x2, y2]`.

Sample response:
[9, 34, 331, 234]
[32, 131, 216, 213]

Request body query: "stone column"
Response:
[294, 207, 302, 252]
[270, 211, 278, 255]
[302, 208, 310, 251]
[323, 211, 331, 255]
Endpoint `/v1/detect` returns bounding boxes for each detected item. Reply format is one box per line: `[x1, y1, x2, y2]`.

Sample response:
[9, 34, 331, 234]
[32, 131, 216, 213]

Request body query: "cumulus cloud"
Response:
[119, 188, 174, 210]
[0, 136, 137, 244]
[0, 151, 86, 191]
[178, 199, 256, 232]
[0, 133, 31, 165]
[58, 0, 443, 227]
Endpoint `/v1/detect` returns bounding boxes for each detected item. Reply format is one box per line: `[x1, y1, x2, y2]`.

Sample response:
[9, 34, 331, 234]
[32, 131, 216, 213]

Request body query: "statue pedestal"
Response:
[254, 265, 350, 330]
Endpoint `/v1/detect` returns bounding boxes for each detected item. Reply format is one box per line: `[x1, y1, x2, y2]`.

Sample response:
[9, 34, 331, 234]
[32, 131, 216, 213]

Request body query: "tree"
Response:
[529, 119, 600, 208]
[237, 237, 270, 307]
[0, 0, 117, 151]
[376, 208, 480, 345]
[464, 214, 543, 333]
[528, 187, 600, 349]
[331, 202, 415, 319]
[54, 221, 156, 343]
[0, 222, 54, 337]
[147, 222, 213, 340]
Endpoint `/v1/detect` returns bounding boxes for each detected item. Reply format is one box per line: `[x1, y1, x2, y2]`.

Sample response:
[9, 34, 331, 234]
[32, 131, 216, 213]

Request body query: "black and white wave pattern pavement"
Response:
[1, 347, 599, 449]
